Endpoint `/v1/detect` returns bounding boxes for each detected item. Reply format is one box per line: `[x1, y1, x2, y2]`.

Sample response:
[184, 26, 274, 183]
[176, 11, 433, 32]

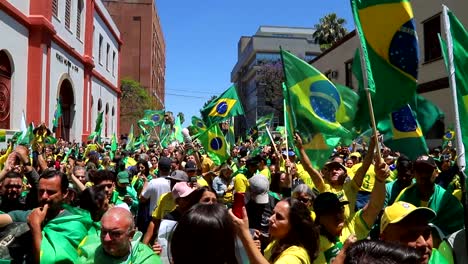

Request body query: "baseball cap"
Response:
[172, 182, 194, 199]
[380, 201, 436, 234]
[167, 170, 189, 182]
[349, 152, 361, 159]
[159, 157, 172, 171]
[117, 171, 130, 184]
[414, 155, 437, 170]
[313, 192, 349, 215]
[324, 161, 347, 171]
[281, 150, 296, 157]
[247, 174, 270, 204]
[185, 161, 197, 172]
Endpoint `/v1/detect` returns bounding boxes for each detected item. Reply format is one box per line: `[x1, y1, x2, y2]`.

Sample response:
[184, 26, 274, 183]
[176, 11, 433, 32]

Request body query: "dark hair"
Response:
[344, 240, 424, 264]
[270, 198, 319, 262]
[4, 171, 22, 180]
[270, 171, 284, 194]
[92, 170, 116, 185]
[191, 186, 216, 202]
[136, 159, 150, 176]
[171, 203, 237, 264]
[396, 154, 411, 171]
[39, 169, 69, 193]
[79, 185, 108, 221]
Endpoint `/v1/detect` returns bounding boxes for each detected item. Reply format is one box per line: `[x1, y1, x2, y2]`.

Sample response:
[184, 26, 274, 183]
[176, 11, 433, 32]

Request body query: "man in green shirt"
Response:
[380, 201, 450, 264]
[78, 207, 161, 263]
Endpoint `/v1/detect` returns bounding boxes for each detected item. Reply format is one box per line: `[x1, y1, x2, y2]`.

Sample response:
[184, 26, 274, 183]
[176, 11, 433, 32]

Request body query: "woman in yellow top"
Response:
[230, 198, 319, 264]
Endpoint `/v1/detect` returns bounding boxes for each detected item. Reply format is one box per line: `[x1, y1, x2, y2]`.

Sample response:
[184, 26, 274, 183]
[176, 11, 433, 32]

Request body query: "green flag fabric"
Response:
[139, 109, 165, 128]
[351, 0, 419, 129]
[411, 95, 445, 135]
[377, 104, 428, 160]
[87, 112, 103, 142]
[281, 49, 350, 138]
[201, 85, 244, 125]
[125, 125, 134, 151]
[110, 133, 117, 160]
[174, 116, 184, 143]
[40, 206, 93, 264]
[18, 123, 34, 146]
[256, 113, 274, 131]
[439, 9, 468, 173]
[188, 116, 207, 138]
[52, 98, 62, 129]
[198, 125, 229, 165]
[0, 130, 6, 142]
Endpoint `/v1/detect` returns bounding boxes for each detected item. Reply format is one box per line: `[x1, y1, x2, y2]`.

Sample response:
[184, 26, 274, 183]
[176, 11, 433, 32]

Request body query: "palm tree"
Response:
[313, 13, 348, 50]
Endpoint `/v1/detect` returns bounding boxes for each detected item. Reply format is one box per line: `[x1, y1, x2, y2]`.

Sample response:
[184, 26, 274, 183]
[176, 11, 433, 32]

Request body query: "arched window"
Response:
[97, 98, 102, 111]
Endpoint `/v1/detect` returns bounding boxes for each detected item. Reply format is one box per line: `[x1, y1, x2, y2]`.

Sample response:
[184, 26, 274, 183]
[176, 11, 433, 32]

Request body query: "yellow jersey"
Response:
[264, 240, 311, 264]
[151, 192, 176, 219]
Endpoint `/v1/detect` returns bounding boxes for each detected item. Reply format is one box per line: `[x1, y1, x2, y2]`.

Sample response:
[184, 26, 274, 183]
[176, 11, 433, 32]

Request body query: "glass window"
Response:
[423, 15, 441, 62]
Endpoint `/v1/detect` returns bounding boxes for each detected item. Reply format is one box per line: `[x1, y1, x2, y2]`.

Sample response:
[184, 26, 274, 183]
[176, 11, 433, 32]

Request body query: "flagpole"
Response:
[352, 3, 382, 159]
[442, 5, 468, 256]
[265, 125, 279, 155]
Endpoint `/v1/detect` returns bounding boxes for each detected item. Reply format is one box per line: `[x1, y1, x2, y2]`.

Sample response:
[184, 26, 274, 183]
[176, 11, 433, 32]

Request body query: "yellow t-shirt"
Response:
[234, 173, 249, 193]
[151, 192, 176, 219]
[196, 176, 209, 187]
[201, 155, 214, 173]
[258, 167, 271, 182]
[264, 240, 311, 264]
[314, 210, 370, 264]
[348, 163, 375, 193]
[321, 180, 359, 220]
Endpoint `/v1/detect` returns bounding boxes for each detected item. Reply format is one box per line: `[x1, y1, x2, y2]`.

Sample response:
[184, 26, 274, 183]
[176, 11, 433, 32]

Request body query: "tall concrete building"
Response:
[231, 26, 321, 136]
[310, 0, 467, 148]
[103, 0, 165, 133]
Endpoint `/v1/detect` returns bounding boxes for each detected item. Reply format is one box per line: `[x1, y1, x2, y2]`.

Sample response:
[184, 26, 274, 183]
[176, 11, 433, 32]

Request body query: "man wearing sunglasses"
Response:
[380, 201, 449, 264]
[80, 207, 160, 263]
[395, 155, 463, 236]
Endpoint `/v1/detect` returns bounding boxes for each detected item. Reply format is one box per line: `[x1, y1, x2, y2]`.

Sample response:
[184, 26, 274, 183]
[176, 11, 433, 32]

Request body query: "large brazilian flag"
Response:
[281, 50, 348, 169]
[351, 0, 419, 129]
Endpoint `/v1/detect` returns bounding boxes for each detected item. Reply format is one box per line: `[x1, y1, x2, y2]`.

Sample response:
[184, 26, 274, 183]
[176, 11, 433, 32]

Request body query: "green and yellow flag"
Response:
[351, 0, 419, 129]
[201, 85, 244, 125]
[378, 104, 428, 160]
[87, 112, 103, 142]
[139, 109, 165, 127]
[281, 49, 349, 137]
[125, 125, 134, 151]
[280, 57, 344, 169]
[439, 7, 468, 172]
[0, 130, 6, 142]
[110, 133, 117, 160]
[188, 116, 206, 138]
[52, 98, 62, 129]
[198, 125, 229, 165]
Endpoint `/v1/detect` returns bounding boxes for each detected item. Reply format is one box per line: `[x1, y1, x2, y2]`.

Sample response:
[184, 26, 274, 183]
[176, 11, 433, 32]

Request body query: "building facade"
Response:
[0, 0, 122, 143]
[102, 0, 165, 134]
[231, 26, 321, 136]
[310, 0, 468, 148]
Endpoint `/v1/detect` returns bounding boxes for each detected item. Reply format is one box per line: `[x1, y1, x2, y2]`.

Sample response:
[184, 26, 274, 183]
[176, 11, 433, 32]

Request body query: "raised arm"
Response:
[361, 157, 390, 227]
[294, 133, 325, 192]
[352, 136, 376, 188]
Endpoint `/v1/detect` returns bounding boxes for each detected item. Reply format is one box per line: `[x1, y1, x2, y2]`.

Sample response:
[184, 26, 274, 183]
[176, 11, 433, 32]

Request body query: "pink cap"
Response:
[172, 182, 194, 199]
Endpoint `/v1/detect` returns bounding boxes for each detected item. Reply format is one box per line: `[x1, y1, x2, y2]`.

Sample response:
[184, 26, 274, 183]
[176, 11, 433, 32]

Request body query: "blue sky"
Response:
[158, 0, 354, 126]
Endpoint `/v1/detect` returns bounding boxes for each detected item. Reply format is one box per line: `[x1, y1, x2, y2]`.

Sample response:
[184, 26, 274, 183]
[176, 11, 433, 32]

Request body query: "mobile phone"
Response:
[232, 193, 245, 218]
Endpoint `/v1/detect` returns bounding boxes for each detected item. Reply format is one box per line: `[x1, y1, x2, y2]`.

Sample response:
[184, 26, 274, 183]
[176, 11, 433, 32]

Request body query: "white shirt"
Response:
[141, 177, 171, 216]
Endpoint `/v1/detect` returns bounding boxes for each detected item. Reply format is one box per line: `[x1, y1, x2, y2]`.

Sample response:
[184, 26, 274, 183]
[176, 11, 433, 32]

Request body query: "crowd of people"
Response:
[0, 128, 465, 264]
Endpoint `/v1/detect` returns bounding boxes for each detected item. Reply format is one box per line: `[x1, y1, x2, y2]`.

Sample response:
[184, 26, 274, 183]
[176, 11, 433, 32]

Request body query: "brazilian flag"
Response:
[198, 124, 229, 165]
[281, 49, 350, 138]
[52, 98, 62, 129]
[201, 85, 244, 125]
[378, 104, 428, 160]
[188, 116, 206, 138]
[140, 109, 165, 127]
[351, 0, 419, 129]
[87, 111, 103, 142]
[110, 133, 118, 160]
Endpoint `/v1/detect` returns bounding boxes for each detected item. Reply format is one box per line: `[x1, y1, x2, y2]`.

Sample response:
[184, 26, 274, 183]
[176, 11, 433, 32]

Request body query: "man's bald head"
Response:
[100, 207, 135, 257]
[102, 207, 135, 230]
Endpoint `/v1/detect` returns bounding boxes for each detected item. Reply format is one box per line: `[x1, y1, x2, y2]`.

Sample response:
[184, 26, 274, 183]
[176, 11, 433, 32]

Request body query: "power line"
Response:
[166, 93, 211, 99]
[166, 88, 221, 94]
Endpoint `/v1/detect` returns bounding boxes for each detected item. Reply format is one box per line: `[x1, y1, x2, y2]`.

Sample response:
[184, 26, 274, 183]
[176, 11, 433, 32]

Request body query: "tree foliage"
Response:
[120, 78, 156, 133]
[313, 13, 348, 51]
[256, 60, 284, 115]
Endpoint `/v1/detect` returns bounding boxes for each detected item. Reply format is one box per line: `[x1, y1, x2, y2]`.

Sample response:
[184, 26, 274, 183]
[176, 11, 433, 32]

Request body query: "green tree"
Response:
[120, 78, 156, 134]
[313, 13, 348, 51]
